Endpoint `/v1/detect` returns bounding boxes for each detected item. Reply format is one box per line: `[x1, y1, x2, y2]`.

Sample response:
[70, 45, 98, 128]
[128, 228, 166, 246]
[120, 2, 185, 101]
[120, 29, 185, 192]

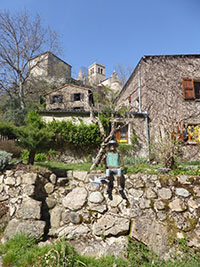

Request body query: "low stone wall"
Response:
[0, 168, 200, 259]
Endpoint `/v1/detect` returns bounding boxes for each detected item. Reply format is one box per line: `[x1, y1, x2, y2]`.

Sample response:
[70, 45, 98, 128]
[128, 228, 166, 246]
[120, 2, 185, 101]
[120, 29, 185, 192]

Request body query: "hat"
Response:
[108, 140, 117, 146]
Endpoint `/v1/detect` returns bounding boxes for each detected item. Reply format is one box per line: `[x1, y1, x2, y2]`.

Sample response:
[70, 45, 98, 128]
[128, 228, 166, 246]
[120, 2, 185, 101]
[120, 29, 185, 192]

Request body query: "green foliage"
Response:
[16, 125, 53, 153]
[48, 119, 102, 149]
[1, 234, 200, 267]
[0, 95, 27, 126]
[0, 111, 54, 164]
[98, 112, 111, 136]
[35, 153, 47, 162]
[0, 235, 128, 267]
[118, 144, 134, 158]
[0, 121, 17, 139]
[127, 239, 163, 266]
[0, 234, 50, 267]
[0, 150, 12, 171]
[0, 140, 22, 158]
[21, 150, 29, 161]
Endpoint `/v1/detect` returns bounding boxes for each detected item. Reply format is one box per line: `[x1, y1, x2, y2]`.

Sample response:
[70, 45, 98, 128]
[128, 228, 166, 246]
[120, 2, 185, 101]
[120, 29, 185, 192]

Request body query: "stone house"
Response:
[116, 54, 200, 159]
[40, 83, 94, 124]
[28, 51, 72, 83]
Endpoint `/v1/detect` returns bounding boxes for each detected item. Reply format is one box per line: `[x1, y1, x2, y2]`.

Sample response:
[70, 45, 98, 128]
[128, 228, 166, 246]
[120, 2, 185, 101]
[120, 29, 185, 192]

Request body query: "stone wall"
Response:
[0, 169, 200, 259]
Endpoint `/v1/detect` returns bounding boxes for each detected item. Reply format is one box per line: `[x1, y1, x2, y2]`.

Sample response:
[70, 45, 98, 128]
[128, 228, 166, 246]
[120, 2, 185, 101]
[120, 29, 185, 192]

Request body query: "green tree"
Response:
[0, 111, 54, 165]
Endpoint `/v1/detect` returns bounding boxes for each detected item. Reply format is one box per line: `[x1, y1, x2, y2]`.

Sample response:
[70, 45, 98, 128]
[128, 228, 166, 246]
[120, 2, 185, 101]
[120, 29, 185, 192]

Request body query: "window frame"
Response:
[50, 94, 63, 104]
[182, 78, 200, 100]
[116, 124, 128, 144]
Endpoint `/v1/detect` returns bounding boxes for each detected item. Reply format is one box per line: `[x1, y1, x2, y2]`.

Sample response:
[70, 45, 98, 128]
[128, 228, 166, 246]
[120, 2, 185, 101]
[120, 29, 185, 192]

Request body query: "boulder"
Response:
[175, 188, 190, 197]
[130, 216, 170, 257]
[4, 177, 15, 186]
[93, 214, 130, 236]
[62, 187, 88, 210]
[62, 212, 82, 224]
[50, 206, 62, 228]
[88, 192, 104, 204]
[57, 224, 90, 238]
[23, 185, 35, 197]
[49, 173, 57, 184]
[129, 188, 144, 199]
[73, 171, 88, 182]
[2, 218, 45, 242]
[16, 198, 42, 220]
[88, 203, 107, 213]
[169, 198, 187, 212]
[158, 188, 172, 200]
[22, 173, 38, 185]
[44, 183, 54, 194]
[71, 236, 128, 258]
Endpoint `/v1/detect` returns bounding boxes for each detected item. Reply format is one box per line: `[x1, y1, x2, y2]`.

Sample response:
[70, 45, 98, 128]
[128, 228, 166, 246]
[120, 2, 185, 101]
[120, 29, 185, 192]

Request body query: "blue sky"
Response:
[1, 0, 200, 79]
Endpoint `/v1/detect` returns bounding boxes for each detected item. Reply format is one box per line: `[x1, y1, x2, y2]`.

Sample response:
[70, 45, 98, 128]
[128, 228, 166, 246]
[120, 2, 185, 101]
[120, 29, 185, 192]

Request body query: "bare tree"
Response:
[0, 9, 61, 109]
[85, 86, 131, 171]
[114, 63, 132, 86]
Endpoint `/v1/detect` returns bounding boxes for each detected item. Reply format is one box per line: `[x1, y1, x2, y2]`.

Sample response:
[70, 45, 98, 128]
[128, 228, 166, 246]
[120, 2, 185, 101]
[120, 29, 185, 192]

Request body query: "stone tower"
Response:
[88, 62, 105, 85]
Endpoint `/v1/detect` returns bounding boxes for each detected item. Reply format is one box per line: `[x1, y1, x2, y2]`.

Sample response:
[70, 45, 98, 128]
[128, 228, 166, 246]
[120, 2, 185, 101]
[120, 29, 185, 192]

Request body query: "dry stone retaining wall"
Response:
[0, 169, 200, 258]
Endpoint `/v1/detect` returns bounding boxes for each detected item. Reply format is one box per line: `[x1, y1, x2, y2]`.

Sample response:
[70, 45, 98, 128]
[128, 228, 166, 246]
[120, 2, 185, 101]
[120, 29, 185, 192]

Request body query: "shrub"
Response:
[35, 153, 47, 162]
[0, 140, 22, 158]
[21, 150, 29, 161]
[48, 120, 102, 150]
[118, 144, 134, 158]
[0, 150, 12, 171]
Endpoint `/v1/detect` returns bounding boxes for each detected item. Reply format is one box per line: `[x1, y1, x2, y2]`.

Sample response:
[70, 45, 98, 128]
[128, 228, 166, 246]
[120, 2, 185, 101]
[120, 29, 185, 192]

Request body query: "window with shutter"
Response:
[116, 125, 128, 144]
[182, 78, 195, 100]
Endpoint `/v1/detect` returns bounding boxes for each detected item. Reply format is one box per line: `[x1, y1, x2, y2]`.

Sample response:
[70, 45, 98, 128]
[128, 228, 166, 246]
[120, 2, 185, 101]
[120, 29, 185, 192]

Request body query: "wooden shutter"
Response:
[49, 96, 53, 104]
[80, 93, 84, 101]
[182, 78, 195, 100]
[116, 131, 121, 143]
[70, 94, 74, 102]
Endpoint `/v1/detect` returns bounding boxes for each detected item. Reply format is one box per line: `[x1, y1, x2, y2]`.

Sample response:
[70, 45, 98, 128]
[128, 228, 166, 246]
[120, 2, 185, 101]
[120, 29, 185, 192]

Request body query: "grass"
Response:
[35, 160, 93, 172]
[33, 159, 200, 176]
[0, 235, 200, 267]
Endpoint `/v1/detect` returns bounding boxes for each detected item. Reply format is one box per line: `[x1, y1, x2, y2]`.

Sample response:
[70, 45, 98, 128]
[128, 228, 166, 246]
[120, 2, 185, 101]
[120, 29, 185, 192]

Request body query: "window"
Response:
[50, 95, 63, 104]
[71, 93, 84, 102]
[173, 123, 200, 144]
[116, 125, 128, 144]
[182, 78, 200, 100]
[186, 124, 200, 143]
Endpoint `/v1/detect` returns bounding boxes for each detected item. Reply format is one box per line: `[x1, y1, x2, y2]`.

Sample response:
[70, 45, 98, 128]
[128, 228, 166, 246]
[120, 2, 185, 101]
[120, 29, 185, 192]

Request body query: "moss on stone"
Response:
[183, 217, 198, 232]
[164, 217, 179, 245]
[158, 175, 178, 187]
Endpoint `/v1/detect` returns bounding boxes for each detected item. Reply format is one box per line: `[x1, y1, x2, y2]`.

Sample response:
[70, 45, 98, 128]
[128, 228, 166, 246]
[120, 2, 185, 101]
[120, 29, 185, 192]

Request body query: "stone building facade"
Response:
[116, 54, 200, 159]
[29, 51, 72, 83]
[41, 83, 94, 124]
